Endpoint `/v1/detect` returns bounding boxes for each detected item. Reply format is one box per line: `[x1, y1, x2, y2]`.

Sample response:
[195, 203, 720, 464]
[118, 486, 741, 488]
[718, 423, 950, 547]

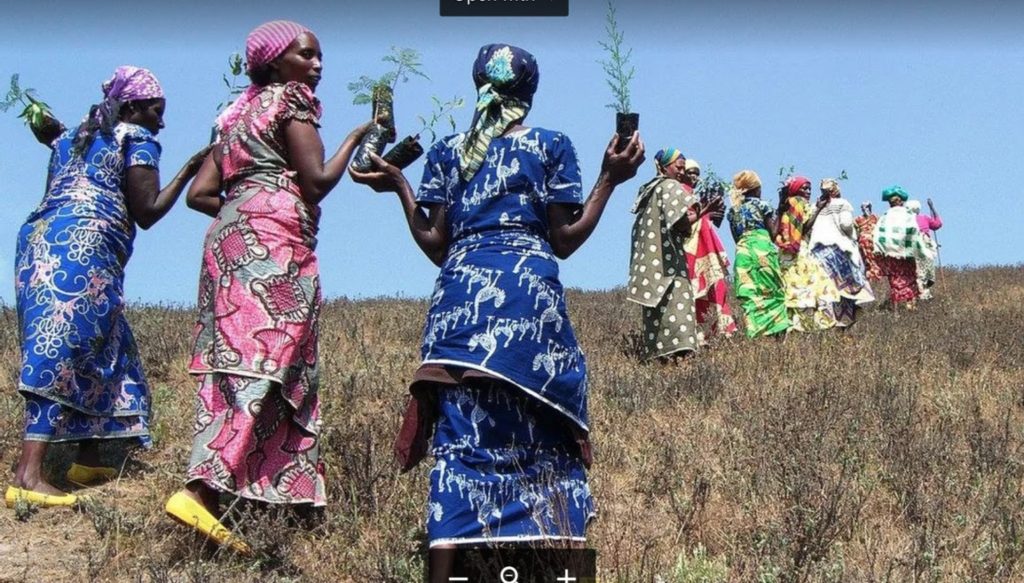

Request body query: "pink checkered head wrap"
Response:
[245, 20, 311, 73]
[102, 66, 164, 102]
[214, 20, 313, 135]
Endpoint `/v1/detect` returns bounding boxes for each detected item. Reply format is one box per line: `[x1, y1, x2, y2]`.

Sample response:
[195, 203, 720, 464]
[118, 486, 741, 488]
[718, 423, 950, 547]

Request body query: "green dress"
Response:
[627, 176, 700, 359]
[727, 196, 790, 338]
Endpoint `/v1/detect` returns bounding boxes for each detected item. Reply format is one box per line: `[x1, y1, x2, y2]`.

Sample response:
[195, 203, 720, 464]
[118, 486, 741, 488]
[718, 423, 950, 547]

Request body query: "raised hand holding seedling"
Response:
[598, 1, 638, 149]
[600, 131, 645, 186]
[349, 47, 430, 171]
[2, 74, 64, 145]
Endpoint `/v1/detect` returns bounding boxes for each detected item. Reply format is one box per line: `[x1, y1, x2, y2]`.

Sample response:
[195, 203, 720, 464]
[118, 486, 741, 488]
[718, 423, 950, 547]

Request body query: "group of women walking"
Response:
[629, 160, 942, 359]
[5, 20, 643, 568]
[5, 18, 943, 573]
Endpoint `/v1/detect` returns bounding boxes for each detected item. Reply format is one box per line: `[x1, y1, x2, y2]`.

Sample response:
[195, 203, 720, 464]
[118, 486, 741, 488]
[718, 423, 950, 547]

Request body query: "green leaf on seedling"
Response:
[415, 94, 465, 144]
[3, 74, 55, 130]
[597, 1, 635, 114]
[18, 101, 52, 130]
[349, 47, 429, 105]
[228, 53, 244, 76]
[215, 51, 249, 114]
[2, 74, 22, 112]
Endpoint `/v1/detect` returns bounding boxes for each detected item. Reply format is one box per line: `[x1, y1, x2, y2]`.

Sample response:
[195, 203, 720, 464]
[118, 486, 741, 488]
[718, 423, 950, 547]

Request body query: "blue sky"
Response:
[2, 0, 1022, 304]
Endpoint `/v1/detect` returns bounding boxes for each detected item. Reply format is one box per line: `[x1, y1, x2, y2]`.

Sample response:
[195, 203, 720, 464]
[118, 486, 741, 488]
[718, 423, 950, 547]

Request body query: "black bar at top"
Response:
[440, 0, 569, 17]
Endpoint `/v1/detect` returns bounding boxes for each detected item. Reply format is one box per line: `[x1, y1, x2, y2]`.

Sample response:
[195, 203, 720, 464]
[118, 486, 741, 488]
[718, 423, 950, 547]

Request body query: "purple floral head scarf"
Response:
[72, 65, 165, 153]
[101, 66, 164, 102]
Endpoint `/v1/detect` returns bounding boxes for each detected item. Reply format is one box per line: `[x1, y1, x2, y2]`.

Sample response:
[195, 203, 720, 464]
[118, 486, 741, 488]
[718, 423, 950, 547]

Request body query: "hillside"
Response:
[1, 266, 1022, 582]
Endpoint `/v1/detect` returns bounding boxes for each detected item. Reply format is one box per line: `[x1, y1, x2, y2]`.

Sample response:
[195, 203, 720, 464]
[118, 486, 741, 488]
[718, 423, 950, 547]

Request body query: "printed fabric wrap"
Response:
[426, 381, 594, 547]
[916, 234, 938, 298]
[808, 197, 875, 315]
[872, 206, 931, 262]
[16, 123, 161, 444]
[413, 127, 592, 546]
[684, 215, 730, 301]
[627, 176, 696, 307]
[684, 215, 738, 339]
[727, 195, 775, 242]
[854, 214, 883, 281]
[728, 197, 788, 338]
[776, 195, 810, 255]
[878, 256, 920, 303]
[187, 81, 326, 506]
[416, 127, 587, 429]
[628, 176, 700, 358]
[808, 198, 859, 260]
[780, 244, 841, 332]
[811, 244, 874, 304]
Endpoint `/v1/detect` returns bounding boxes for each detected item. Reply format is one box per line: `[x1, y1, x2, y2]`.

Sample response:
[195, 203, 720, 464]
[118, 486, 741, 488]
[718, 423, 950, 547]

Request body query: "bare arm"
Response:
[185, 150, 223, 218]
[398, 193, 449, 267]
[546, 132, 645, 259]
[705, 195, 726, 227]
[285, 120, 372, 206]
[348, 153, 450, 266]
[682, 196, 723, 236]
[124, 145, 210, 229]
[767, 215, 780, 240]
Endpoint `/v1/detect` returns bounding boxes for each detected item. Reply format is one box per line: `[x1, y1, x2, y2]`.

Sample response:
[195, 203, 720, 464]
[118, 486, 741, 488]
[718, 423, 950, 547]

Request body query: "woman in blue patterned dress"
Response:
[8, 66, 208, 508]
[351, 44, 644, 565]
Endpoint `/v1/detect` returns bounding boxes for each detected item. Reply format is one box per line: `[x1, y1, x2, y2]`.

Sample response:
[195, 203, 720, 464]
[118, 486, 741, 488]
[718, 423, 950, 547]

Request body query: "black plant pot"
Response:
[615, 112, 639, 151]
[382, 135, 425, 169]
[351, 123, 397, 172]
[351, 85, 398, 171]
[30, 114, 65, 145]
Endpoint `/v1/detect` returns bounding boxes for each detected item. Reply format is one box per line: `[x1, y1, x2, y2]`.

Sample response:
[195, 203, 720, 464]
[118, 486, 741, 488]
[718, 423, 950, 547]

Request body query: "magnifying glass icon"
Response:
[500, 566, 519, 583]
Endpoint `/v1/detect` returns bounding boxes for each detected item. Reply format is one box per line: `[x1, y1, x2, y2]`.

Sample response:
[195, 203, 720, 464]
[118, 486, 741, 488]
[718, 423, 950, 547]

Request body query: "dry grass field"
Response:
[0, 265, 1022, 582]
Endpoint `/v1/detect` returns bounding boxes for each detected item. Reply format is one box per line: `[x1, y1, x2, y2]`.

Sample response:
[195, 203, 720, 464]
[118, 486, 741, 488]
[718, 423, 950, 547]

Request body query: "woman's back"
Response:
[418, 127, 582, 249]
[728, 196, 774, 241]
[809, 198, 856, 254]
[32, 123, 160, 227]
[216, 81, 321, 189]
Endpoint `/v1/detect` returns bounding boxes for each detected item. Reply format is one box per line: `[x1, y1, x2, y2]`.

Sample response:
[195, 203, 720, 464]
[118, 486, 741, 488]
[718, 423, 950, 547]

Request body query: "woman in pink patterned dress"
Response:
[164, 20, 370, 551]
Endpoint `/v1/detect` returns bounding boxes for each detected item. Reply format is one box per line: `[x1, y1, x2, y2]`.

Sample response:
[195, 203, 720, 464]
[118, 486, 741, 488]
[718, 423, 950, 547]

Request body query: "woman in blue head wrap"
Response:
[351, 43, 645, 559]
